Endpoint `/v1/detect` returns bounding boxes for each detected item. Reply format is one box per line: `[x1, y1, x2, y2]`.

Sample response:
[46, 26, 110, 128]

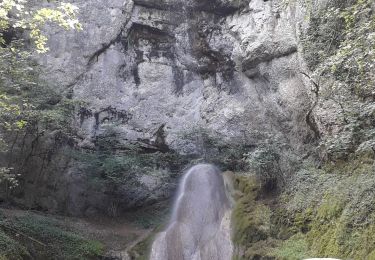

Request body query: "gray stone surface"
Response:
[22, 0, 339, 215]
[39, 0, 313, 152]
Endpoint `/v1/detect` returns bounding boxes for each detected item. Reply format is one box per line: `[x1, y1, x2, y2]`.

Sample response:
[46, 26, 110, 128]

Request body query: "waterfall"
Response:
[150, 164, 233, 260]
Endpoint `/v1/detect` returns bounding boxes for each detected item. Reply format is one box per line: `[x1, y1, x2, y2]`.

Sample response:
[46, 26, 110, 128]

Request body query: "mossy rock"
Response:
[294, 207, 314, 234]
[271, 233, 311, 260]
[323, 155, 375, 175]
[233, 175, 260, 195]
[298, 193, 375, 259]
[243, 238, 279, 260]
[232, 174, 274, 258]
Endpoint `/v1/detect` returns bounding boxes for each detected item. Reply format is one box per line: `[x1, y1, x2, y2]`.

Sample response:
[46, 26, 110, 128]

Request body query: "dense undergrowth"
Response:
[232, 154, 375, 260]
[0, 211, 103, 260]
[228, 2, 375, 258]
[302, 0, 375, 99]
[72, 148, 190, 187]
[300, 0, 375, 162]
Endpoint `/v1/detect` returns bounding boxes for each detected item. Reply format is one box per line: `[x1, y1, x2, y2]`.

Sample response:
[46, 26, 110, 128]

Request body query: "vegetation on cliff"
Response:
[302, 0, 375, 99]
[232, 157, 375, 259]
[0, 0, 81, 191]
[301, 0, 375, 161]
[232, 1, 375, 258]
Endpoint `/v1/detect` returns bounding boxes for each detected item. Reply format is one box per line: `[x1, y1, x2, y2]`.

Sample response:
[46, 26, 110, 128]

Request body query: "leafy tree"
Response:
[0, 0, 81, 188]
[0, 0, 81, 52]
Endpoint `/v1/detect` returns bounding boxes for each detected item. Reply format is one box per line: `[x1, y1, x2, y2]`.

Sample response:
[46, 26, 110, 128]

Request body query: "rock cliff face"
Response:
[39, 0, 313, 150]
[19, 0, 372, 216]
[18, 0, 316, 215]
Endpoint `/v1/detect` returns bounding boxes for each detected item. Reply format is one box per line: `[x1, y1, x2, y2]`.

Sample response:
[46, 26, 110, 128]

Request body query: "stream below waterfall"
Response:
[150, 164, 233, 260]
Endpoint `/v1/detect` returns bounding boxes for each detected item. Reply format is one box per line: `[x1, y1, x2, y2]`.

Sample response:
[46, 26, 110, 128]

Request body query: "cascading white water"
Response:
[150, 164, 233, 260]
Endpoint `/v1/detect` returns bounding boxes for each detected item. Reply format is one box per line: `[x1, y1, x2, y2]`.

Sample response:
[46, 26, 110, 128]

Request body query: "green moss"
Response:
[294, 208, 313, 233]
[323, 155, 374, 175]
[232, 158, 375, 260]
[308, 224, 341, 257]
[232, 175, 275, 259]
[266, 163, 375, 259]
[348, 223, 375, 259]
[316, 195, 345, 221]
[233, 202, 270, 246]
[293, 194, 375, 259]
[233, 176, 259, 244]
[242, 238, 280, 260]
[292, 194, 345, 257]
[272, 233, 310, 260]
[367, 250, 375, 260]
[235, 175, 259, 196]
[270, 207, 297, 240]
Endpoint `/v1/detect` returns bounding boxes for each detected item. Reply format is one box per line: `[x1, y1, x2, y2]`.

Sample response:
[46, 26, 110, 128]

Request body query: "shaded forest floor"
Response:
[0, 202, 169, 260]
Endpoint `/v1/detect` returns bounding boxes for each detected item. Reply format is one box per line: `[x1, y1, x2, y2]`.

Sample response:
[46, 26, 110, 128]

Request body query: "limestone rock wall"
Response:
[41, 0, 313, 152]
[20, 0, 320, 215]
